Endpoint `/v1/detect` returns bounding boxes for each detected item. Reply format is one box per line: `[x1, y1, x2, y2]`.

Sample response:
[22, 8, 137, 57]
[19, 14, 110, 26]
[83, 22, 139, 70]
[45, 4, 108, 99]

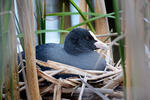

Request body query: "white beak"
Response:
[94, 40, 109, 50]
[89, 31, 109, 50]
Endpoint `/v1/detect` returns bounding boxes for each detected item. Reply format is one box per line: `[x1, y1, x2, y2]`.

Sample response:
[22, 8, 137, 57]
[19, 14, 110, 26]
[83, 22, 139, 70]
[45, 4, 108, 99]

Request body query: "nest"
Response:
[19, 58, 123, 100]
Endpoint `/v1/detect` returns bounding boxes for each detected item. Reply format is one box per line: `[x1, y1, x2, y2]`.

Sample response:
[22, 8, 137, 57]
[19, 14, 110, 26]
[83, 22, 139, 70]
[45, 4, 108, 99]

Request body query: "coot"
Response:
[36, 28, 108, 71]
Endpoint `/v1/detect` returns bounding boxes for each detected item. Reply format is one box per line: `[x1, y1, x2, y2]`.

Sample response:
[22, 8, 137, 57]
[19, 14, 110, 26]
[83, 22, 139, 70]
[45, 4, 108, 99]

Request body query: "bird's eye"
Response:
[85, 36, 90, 40]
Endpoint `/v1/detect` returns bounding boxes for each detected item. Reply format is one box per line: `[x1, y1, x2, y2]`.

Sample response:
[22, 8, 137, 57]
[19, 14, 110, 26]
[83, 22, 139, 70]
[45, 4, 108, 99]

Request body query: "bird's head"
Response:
[64, 28, 108, 55]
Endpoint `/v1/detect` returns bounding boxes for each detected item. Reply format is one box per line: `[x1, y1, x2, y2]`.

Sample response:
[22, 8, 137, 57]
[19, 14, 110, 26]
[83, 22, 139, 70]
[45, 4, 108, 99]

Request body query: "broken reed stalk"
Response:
[80, 77, 110, 100]
[103, 73, 123, 89]
[78, 75, 87, 100]
[16, 0, 40, 99]
[37, 69, 77, 87]
[96, 33, 118, 37]
[53, 85, 62, 100]
[41, 87, 114, 95]
[37, 60, 97, 77]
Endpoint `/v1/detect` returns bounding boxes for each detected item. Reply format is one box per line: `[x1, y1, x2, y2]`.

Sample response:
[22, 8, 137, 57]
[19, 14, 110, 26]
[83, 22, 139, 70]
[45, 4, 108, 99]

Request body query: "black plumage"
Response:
[35, 28, 108, 71]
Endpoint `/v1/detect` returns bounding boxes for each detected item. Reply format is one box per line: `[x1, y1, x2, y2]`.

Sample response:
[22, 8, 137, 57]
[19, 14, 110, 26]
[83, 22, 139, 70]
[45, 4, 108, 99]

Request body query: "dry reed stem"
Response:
[96, 33, 118, 37]
[45, 69, 65, 76]
[40, 84, 55, 95]
[19, 82, 25, 86]
[88, 70, 122, 81]
[38, 78, 45, 83]
[59, 78, 77, 87]
[19, 86, 26, 92]
[17, 0, 40, 99]
[40, 87, 114, 95]
[108, 91, 124, 98]
[37, 60, 122, 80]
[79, 0, 88, 29]
[85, 70, 105, 74]
[37, 69, 75, 87]
[66, 78, 81, 84]
[95, 0, 110, 41]
[38, 69, 65, 83]
[78, 75, 87, 100]
[20, 58, 123, 99]
[37, 60, 97, 77]
[103, 73, 123, 89]
[80, 77, 110, 100]
[53, 85, 62, 100]
[106, 64, 120, 71]
[115, 59, 121, 68]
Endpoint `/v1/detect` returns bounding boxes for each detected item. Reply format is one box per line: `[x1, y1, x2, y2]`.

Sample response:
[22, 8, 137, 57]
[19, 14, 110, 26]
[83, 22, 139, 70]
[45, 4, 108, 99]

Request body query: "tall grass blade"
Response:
[14, 13, 25, 50]
[0, 0, 14, 99]
[60, 2, 65, 44]
[35, 0, 46, 45]
[113, 0, 126, 99]
[41, 0, 46, 44]
[46, 11, 115, 18]
[66, 12, 115, 31]
[70, 0, 96, 33]
[85, 0, 94, 12]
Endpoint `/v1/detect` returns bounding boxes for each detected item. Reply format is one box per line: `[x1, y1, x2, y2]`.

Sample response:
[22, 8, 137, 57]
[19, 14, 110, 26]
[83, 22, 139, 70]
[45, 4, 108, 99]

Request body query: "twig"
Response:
[59, 78, 77, 87]
[66, 78, 81, 84]
[85, 70, 105, 74]
[115, 59, 121, 68]
[106, 63, 119, 71]
[19, 86, 26, 92]
[48, 69, 65, 76]
[19, 82, 25, 86]
[96, 33, 118, 37]
[144, 18, 150, 25]
[17, 42, 30, 99]
[78, 74, 87, 100]
[53, 85, 62, 100]
[80, 76, 110, 100]
[108, 91, 124, 98]
[40, 84, 54, 95]
[38, 78, 45, 83]
[40, 87, 114, 95]
[103, 73, 123, 89]
[36, 60, 97, 77]
[37, 69, 73, 87]
[88, 70, 122, 80]
[108, 34, 125, 48]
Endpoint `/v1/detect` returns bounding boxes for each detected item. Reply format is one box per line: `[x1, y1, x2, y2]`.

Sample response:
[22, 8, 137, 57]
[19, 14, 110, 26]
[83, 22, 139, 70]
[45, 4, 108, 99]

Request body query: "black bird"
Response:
[35, 28, 108, 71]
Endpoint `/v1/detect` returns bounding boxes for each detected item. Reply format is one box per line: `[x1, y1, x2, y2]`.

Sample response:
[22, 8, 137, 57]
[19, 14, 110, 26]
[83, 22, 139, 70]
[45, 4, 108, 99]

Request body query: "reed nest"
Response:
[17, 34, 125, 100]
[19, 54, 124, 100]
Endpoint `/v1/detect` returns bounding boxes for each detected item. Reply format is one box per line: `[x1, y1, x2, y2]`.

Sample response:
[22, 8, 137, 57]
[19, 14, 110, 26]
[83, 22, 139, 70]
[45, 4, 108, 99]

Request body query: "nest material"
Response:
[19, 59, 123, 100]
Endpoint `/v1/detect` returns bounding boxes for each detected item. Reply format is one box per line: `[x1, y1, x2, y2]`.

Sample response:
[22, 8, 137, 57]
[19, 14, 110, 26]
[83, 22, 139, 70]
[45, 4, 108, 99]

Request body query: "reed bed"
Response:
[1, 0, 127, 100]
